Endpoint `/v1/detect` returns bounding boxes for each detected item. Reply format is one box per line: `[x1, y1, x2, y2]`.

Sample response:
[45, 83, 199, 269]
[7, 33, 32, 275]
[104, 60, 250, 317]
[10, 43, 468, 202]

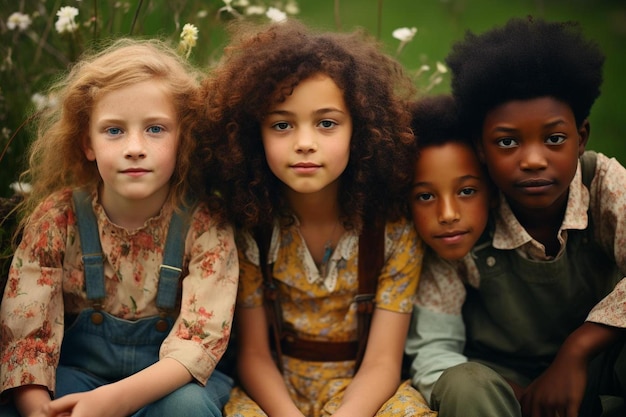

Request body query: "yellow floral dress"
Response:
[224, 217, 436, 417]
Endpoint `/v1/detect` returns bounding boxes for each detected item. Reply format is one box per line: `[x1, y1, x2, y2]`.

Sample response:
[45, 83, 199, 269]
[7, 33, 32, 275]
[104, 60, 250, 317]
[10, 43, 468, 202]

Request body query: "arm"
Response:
[520, 321, 622, 417]
[161, 206, 240, 384]
[46, 358, 192, 417]
[236, 306, 304, 417]
[13, 386, 52, 417]
[331, 309, 410, 417]
[405, 305, 467, 404]
[405, 254, 469, 404]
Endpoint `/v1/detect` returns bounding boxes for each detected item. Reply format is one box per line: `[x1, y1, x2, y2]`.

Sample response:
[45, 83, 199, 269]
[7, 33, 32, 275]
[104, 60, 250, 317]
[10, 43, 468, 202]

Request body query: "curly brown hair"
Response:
[199, 19, 416, 230]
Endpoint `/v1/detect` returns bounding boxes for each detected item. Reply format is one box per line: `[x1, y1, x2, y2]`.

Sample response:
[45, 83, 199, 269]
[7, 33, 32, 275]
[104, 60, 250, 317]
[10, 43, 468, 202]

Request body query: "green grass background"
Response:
[294, 0, 626, 165]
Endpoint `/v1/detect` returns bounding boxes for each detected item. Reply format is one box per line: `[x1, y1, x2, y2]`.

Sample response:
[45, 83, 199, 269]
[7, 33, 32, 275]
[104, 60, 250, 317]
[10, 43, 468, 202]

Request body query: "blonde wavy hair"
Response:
[17, 37, 204, 224]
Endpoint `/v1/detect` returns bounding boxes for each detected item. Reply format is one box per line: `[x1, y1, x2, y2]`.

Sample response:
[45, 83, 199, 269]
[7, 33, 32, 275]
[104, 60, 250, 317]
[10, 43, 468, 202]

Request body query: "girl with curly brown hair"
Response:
[199, 18, 436, 417]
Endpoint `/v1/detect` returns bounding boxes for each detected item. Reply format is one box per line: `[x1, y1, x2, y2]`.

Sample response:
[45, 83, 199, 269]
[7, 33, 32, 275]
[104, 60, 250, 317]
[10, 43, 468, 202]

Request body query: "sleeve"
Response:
[585, 153, 626, 328]
[405, 306, 467, 404]
[234, 230, 264, 309]
[405, 254, 469, 404]
[0, 192, 72, 394]
[376, 219, 423, 314]
[160, 204, 239, 385]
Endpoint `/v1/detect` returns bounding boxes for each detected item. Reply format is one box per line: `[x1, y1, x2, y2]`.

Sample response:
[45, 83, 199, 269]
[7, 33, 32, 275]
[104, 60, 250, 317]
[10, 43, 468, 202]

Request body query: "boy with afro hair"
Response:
[406, 16, 626, 417]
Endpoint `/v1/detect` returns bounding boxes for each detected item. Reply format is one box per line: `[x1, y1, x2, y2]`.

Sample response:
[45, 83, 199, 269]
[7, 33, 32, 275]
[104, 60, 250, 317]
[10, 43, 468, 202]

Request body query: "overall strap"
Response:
[156, 206, 189, 311]
[72, 189, 106, 301]
[72, 189, 190, 310]
[255, 223, 285, 373]
[256, 218, 386, 373]
[355, 219, 385, 372]
[580, 150, 598, 190]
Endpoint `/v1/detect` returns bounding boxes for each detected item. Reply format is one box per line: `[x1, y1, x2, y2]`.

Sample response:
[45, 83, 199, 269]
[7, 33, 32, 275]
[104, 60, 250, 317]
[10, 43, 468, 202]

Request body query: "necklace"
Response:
[320, 220, 339, 277]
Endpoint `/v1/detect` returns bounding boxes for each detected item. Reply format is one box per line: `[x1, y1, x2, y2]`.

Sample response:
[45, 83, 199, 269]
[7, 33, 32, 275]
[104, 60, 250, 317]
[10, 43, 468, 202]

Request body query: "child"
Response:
[199, 19, 436, 417]
[0, 39, 239, 417]
[408, 94, 491, 262]
[407, 17, 626, 417]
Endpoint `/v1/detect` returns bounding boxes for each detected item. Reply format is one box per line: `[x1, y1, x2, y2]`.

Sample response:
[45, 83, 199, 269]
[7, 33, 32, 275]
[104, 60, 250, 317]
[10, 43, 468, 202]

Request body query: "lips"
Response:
[515, 178, 554, 188]
[121, 168, 150, 176]
[291, 162, 320, 168]
[291, 162, 321, 174]
[434, 230, 468, 244]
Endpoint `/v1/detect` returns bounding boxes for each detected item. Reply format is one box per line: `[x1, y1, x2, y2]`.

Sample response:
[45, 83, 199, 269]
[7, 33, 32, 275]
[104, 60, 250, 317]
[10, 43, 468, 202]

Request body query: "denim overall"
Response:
[50, 191, 232, 416]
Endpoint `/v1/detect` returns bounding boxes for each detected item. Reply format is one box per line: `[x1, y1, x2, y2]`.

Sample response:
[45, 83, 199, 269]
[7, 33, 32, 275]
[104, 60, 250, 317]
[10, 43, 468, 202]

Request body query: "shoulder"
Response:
[384, 217, 416, 239]
[27, 188, 75, 228]
[187, 201, 234, 236]
[587, 152, 626, 201]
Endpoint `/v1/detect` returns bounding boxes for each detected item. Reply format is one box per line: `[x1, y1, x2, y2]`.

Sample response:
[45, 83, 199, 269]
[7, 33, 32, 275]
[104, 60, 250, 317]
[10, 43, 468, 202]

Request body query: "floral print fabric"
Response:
[226, 217, 431, 415]
[0, 188, 239, 393]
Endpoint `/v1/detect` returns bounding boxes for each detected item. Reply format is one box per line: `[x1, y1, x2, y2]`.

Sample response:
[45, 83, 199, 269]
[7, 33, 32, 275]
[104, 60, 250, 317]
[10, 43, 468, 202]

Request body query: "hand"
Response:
[519, 354, 587, 417]
[45, 386, 130, 417]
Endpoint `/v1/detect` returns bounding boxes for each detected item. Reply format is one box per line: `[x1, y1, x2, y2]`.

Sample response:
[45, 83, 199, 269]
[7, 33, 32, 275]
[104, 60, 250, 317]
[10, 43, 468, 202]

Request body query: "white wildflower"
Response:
[197, 10, 208, 18]
[217, 0, 242, 19]
[7, 12, 32, 31]
[57, 6, 79, 21]
[393, 27, 417, 56]
[435, 61, 448, 74]
[31, 92, 58, 111]
[233, 0, 250, 6]
[55, 6, 79, 34]
[10, 182, 32, 195]
[392, 27, 417, 43]
[180, 23, 198, 46]
[179, 23, 199, 58]
[266, 7, 287, 23]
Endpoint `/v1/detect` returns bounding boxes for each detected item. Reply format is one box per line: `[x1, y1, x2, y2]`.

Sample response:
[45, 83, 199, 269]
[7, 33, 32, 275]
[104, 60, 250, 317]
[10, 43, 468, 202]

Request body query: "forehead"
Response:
[414, 142, 483, 178]
[484, 97, 575, 126]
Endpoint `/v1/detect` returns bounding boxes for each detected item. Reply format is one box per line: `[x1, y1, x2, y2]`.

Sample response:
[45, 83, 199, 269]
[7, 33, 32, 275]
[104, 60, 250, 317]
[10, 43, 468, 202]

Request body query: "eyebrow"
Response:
[266, 107, 347, 117]
[412, 174, 483, 188]
[491, 118, 567, 133]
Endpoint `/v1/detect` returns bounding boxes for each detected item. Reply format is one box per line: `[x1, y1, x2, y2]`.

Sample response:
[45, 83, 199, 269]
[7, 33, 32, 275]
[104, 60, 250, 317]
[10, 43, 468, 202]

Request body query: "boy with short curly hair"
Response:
[407, 17, 626, 417]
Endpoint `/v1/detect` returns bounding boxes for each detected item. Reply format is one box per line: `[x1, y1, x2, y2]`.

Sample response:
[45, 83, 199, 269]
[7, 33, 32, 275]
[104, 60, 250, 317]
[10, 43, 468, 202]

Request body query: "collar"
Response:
[492, 161, 590, 250]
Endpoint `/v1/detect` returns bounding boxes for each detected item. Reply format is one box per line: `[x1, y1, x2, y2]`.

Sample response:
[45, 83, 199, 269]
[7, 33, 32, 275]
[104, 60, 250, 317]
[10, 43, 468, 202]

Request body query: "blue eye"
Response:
[148, 126, 163, 134]
[106, 127, 122, 135]
[496, 138, 518, 148]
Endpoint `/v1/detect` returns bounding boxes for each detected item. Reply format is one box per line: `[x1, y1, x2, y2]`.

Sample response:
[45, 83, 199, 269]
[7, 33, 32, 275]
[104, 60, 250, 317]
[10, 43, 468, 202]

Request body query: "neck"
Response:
[99, 186, 169, 230]
[285, 183, 340, 227]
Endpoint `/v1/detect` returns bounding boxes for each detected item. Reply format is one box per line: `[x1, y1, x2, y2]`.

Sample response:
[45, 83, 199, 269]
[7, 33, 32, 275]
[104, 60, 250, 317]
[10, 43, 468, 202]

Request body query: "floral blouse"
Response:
[237, 217, 423, 342]
[0, 188, 239, 394]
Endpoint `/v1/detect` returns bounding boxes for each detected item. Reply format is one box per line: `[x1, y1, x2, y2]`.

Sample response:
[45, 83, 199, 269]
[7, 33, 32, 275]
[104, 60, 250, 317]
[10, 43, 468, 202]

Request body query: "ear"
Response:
[577, 119, 590, 157]
[82, 135, 96, 161]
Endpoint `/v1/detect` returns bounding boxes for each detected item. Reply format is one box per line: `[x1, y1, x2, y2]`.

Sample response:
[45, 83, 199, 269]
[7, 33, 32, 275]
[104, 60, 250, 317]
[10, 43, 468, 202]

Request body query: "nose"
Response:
[124, 131, 146, 159]
[438, 196, 460, 225]
[519, 143, 547, 171]
[293, 127, 317, 154]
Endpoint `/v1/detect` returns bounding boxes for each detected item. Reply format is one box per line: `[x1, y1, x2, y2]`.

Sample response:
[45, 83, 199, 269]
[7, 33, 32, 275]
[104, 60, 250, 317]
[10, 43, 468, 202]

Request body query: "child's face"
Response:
[480, 97, 587, 214]
[85, 80, 179, 212]
[261, 73, 352, 198]
[411, 142, 490, 260]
